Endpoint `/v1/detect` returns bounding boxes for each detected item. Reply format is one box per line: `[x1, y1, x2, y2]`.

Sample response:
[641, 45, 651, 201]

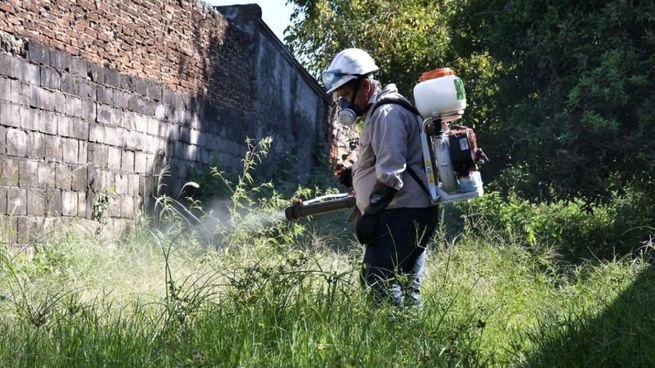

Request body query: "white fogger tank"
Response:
[412, 68, 488, 204]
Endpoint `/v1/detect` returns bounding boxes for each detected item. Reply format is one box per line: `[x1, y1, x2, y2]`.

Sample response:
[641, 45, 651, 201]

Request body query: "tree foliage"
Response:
[286, 0, 655, 206]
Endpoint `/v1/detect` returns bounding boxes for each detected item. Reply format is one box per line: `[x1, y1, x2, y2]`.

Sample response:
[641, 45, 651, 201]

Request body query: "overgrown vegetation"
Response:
[1, 136, 654, 366]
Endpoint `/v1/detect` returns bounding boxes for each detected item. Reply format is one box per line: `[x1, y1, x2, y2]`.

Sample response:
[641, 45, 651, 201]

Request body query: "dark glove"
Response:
[355, 181, 399, 245]
[334, 164, 353, 188]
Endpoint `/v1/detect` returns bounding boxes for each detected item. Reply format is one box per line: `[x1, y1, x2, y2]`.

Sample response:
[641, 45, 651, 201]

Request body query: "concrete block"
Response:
[147, 117, 160, 136]
[89, 123, 105, 143]
[78, 192, 87, 218]
[19, 60, 40, 85]
[27, 131, 46, 160]
[81, 98, 96, 121]
[6, 128, 27, 157]
[19, 160, 38, 187]
[146, 84, 163, 102]
[62, 138, 79, 164]
[7, 187, 27, 215]
[121, 150, 134, 172]
[45, 189, 62, 216]
[119, 74, 135, 91]
[132, 113, 147, 133]
[126, 133, 143, 151]
[0, 101, 22, 128]
[59, 116, 88, 140]
[97, 104, 112, 125]
[52, 90, 66, 113]
[115, 173, 128, 194]
[87, 64, 105, 84]
[0, 53, 21, 79]
[63, 95, 83, 118]
[108, 195, 121, 218]
[70, 58, 88, 78]
[35, 109, 58, 135]
[128, 174, 139, 196]
[0, 159, 20, 186]
[27, 188, 46, 216]
[134, 152, 147, 174]
[107, 146, 122, 170]
[27, 42, 49, 65]
[104, 69, 121, 89]
[105, 126, 124, 147]
[79, 141, 88, 164]
[49, 48, 72, 72]
[114, 90, 129, 109]
[165, 124, 179, 142]
[0, 216, 18, 244]
[0, 77, 12, 102]
[40, 66, 61, 90]
[38, 162, 56, 188]
[55, 163, 71, 189]
[121, 111, 136, 131]
[79, 79, 96, 100]
[121, 196, 134, 219]
[0, 187, 6, 214]
[154, 103, 168, 121]
[60, 74, 79, 95]
[62, 191, 78, 216]
[71, 165, 87, 191]
[44, 135, 63, 162]
[127, 93, 145, 113]
[88, 143, 108, 168]
[97, 86, 114, 105]
[29, 84, 55, 110]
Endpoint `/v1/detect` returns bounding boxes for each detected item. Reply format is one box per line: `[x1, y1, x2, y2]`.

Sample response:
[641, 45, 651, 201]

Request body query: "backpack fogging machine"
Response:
[284, 68, 488, 222]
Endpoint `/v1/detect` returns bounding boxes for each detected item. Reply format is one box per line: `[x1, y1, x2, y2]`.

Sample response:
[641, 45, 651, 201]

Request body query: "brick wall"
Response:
[0, 2, 332, 244]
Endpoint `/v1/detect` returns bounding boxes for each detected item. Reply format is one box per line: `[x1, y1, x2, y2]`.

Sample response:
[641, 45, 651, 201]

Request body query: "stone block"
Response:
[38, 162, 56, 188]
[63, 95, 83, 118]
[115, 173, 128, 194]
[128, 174, 140, 196]
[97, 86, 113, 105]
[79, 141, 88, 164]
[127, 93, 145, 113]
[79, 79, 96, 100]
[154, 103, 168, 121]
[27, 188, 46, 216]
[29, 84, 55, 110]
[104, 69, 121, 89]
[0, 101, 22, 128]
[121, 110, 136, 131]
[134, 79, 148, 97]
[133, 113, 148, 133]
[0, 125, 4, 153]
[0, 216, 18, 244]
[45, 189, 62, 216]
[0, 159, 20, 186]
[6, 128, 27, 157]
[146, 84, 163, 102]
[70, 58, 88, 78]
[19, 60, 40, 85]
[134, 152, 147, 174]
[52, 90, 66, 114]
[89, 123, 105, 143]
[59, 116, 88, 140]
[121, 196, 135, 219]
[31, 109, 58, 135]
[114, 90, 129, 109]
[81, 98, 96, 121]
[87, 64, 105, 84]
[0, 53, 21, 79]
[49, 48, 72, 72]
[121, 150, 134, 172]
[44, 135, 63, 162]
[60, 74, 79, 95]
[78, 192, 87, 218]
[0, 77, 12, 102]
[88, 143, 108, 168]
[62, 191, 78, 216]
[19, 160, 38, 187]
[105, 126, 124, 147]
[179, 127, 190, 143]
[71, 165, 87, 191]
[40, 66, 61, 90]
[17, 216, 44, 244]
[108, 195, 121, 218]
[0, 187, 6, 214]
[126, 132, 143, 151]
[27, 131, 46, 159]
[107, 147, 122, 170]
[7, 187, 27, 215]
[62, 138, 79, 164]
[55, 164, 72, 190]
[165, 124, 179, 142]
[27, 42, 49, 65]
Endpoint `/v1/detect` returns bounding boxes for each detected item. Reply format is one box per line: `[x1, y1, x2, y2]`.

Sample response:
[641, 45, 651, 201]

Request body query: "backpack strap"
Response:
[370, 97, 433, 200]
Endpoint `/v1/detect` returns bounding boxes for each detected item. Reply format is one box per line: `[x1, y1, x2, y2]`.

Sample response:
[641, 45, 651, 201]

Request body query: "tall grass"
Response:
[1, 137, 653, 367]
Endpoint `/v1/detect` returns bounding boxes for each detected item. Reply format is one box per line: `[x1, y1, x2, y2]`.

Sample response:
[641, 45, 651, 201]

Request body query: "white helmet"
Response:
[322, 48, 379, 94]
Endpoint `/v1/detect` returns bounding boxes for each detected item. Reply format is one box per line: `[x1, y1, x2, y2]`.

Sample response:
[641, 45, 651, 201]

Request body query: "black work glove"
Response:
[355, 181, 399, 245]
[334, 164, 353, 188]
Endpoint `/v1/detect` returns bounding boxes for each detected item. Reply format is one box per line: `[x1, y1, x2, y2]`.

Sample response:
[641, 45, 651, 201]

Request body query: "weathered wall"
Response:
[0, 1, 331, 244]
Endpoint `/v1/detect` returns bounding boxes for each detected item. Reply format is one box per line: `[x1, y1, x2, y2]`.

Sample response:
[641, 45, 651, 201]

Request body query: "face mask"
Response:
[336, 80, 362, 126]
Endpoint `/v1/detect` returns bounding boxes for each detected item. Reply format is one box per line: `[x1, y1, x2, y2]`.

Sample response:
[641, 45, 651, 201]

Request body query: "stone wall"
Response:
[0, 2, 332, 245]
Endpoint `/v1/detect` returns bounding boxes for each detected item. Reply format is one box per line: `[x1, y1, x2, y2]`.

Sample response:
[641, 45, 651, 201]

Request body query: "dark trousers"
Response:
[360, 206, 439, 306]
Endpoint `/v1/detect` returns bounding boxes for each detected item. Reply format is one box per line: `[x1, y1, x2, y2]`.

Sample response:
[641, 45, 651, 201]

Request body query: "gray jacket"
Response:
[352, 85, 432, 213]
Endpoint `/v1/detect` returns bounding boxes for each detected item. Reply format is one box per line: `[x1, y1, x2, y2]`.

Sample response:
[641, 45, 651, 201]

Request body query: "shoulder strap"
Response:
[370, 97, 432, 200]
[371, 96, 420, 116]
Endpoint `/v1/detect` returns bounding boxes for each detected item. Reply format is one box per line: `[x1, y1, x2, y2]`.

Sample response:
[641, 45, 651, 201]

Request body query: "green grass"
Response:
[1, 216, 653, 367]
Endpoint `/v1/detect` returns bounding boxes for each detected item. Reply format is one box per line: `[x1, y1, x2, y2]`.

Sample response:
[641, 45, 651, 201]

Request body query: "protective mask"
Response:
[336, 81, 363, 126]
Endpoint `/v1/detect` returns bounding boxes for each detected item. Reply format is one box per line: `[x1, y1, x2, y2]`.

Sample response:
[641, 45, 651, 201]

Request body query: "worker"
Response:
[322, 48, 439, 307]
